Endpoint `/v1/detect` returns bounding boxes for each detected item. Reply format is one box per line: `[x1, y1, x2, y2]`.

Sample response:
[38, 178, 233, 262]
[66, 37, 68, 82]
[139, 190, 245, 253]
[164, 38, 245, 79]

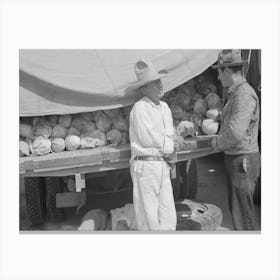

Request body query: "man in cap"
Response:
[128, 59, 182, 230]
[212, 49, 260, 230]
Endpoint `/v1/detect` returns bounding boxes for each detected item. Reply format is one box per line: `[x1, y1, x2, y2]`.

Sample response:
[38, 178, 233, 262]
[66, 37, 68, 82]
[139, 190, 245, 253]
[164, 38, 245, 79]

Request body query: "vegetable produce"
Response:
[205, 93, 221, 110]
[80, 137, 99, 149]
[34, 121, 52, 138]
[202, 119, 219, 135]
[46, 115, 58, 127]
[106, 129, 122, 146]
[193, 99, 207, 116]
[52, 124, 68, 139]
[80, 112, 94, 121]
[170, 104, 186, 120]
[51, 138, 65, 153]
[67, 126, 80, 136]
[112, 115, 128, 131]
[20, 123, 33, 138]
[80, 121, 96, 135]
[176, 93, 192, 109]
[206, 109, 220, 121]
[30, 136, 51, 156]
[176, 121, 196, 137]
[58, 114, 72, 128]
[96, 113, 112, 132]
[19, 140, 30, 156]
[65, 135, 81, 151]
[71, 117, 89, 131]
[103, 108, 121, 118]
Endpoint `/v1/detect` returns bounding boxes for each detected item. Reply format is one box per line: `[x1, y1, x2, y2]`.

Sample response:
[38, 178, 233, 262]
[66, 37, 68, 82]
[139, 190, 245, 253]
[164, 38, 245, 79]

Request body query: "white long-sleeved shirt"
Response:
[129, 96, 174, 160]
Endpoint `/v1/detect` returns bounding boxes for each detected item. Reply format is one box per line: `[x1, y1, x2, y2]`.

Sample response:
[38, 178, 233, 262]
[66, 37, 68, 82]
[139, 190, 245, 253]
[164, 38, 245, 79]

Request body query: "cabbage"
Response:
[65, 135, 81, 151]
[190, 113, 203, 128]
[30, 136, 51, 156]
[80, 130, 106, 147]
[92, 111, 105, 122]
[205, 93, 221, 110]
[80, 112, 94, 121]
[51, 138, 66, 153]
[52, 124, 68, 139]
[106, 129, 122, 146]
[20, 123, 33, 138]
[176, 121, 196, 137]
[71, 117, 90, 131]
[80, 137, 99, 149]
[176, 93, 191, 109]
[204, 83, 218, 95]
[19, 140, 30, 156]
[206, 109, 220, 121]
[80, 121, 96, 135]
[112, 115, 128, 131]
[96, 113, 112, 132]
[32, 117, 40, 127]
[193, 99, 207, 116]
[46, 115, 58, 127]
[192, 93, 203, 102]
[34, 121, 52, 138]
[103, 109, 121, 118]
[58, 114, 72, 128]
[177, 84, 191, 96]
[67, 126, 80, 136]
[202, 119, 219, 135]
[169, 104, 185, 120]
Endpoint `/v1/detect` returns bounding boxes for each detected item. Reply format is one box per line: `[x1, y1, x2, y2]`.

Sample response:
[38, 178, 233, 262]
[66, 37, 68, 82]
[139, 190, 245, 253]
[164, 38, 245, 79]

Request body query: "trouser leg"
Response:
[158, 162, 177, 230]
[131, 161, 161, 230]
[225, 153, 260, 230]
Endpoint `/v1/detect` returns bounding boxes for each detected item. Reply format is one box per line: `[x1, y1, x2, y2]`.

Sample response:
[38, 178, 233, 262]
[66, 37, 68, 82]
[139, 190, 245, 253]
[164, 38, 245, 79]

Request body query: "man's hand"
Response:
[173, 135, 186, 151]
[211, 137, 219, 152]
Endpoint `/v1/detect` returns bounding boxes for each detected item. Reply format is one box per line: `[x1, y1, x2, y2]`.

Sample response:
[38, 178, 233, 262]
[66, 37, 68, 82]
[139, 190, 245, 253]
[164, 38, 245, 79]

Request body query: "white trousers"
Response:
[130, 160, 177, 231]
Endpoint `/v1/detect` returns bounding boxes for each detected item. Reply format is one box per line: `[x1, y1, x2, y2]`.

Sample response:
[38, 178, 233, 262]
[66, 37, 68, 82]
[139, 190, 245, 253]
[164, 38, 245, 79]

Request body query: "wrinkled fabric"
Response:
[225, 152, 260, 230]
[129, 96, 174, 161]
[217, 77, 260, 154]
[110, 204, 138, 231]
[19, 49, 221, 116]
[130, 160, 177, 230]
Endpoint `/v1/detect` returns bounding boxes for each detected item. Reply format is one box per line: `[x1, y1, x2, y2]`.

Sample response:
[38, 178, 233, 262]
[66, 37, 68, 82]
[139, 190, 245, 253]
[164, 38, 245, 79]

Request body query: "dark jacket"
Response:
[216, 77, 260, 155]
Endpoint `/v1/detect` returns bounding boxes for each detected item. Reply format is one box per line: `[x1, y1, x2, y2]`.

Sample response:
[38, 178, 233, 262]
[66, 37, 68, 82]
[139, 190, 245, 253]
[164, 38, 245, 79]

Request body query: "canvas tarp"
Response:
[19, 49, 220, 116]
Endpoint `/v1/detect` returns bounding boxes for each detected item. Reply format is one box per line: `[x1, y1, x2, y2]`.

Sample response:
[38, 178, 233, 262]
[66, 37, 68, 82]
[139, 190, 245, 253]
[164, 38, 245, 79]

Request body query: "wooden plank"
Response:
[56, 192, 85, 208]
[19, 144, 131, 172]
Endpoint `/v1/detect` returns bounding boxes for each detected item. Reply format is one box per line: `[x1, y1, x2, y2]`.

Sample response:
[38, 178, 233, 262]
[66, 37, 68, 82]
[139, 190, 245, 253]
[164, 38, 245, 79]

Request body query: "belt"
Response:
[134, 156, 169, 162]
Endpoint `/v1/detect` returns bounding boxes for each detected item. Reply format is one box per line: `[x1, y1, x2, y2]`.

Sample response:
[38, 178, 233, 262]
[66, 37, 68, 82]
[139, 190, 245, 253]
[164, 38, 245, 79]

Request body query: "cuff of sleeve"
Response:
[163, 135, 174, 154]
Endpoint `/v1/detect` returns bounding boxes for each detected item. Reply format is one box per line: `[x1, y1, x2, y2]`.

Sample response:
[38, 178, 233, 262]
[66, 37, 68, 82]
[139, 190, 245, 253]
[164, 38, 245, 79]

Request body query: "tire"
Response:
[179, 159, 198, 200]
[24, 177, 46, 225]
[45, 177, 65, 223]
[175, 199, 223, 231]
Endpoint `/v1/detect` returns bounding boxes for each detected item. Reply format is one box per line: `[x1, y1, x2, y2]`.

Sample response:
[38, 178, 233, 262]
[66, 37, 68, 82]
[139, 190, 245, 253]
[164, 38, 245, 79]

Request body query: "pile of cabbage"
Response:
[162, 73, 222, 138]
[19, 108, 132, 157]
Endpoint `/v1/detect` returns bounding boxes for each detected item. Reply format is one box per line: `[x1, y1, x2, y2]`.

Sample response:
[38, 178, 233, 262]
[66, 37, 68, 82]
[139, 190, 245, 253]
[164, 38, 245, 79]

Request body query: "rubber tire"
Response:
[179, 159, 198, 200]
[175, 199, 223, 231]
[24, 177, 46, 225]
[45, 177, 65, 223]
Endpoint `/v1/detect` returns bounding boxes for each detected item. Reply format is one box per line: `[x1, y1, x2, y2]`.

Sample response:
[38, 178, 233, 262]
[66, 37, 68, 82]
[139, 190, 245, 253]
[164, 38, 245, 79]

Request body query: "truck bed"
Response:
[19, 136, 217, 177]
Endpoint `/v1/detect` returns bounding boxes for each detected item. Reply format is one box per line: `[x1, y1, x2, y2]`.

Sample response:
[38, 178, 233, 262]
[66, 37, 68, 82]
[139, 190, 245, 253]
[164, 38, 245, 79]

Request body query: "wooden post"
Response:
[75, 174, 86, 192]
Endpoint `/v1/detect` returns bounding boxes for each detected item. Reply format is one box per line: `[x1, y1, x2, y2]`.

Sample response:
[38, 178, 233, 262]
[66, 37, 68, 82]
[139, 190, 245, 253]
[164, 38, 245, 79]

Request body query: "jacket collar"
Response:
[228, 76, 247, 95]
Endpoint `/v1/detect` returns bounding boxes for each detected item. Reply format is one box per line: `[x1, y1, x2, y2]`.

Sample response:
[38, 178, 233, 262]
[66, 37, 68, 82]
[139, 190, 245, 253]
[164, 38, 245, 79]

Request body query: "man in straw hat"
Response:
[212, 49, 260, 230]
[128, 59, 184, 230]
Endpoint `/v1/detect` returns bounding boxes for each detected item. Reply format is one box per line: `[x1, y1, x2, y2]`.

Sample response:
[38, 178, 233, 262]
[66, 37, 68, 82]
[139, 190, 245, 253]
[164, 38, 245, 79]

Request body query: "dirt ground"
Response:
[19, 153, 261, 231]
